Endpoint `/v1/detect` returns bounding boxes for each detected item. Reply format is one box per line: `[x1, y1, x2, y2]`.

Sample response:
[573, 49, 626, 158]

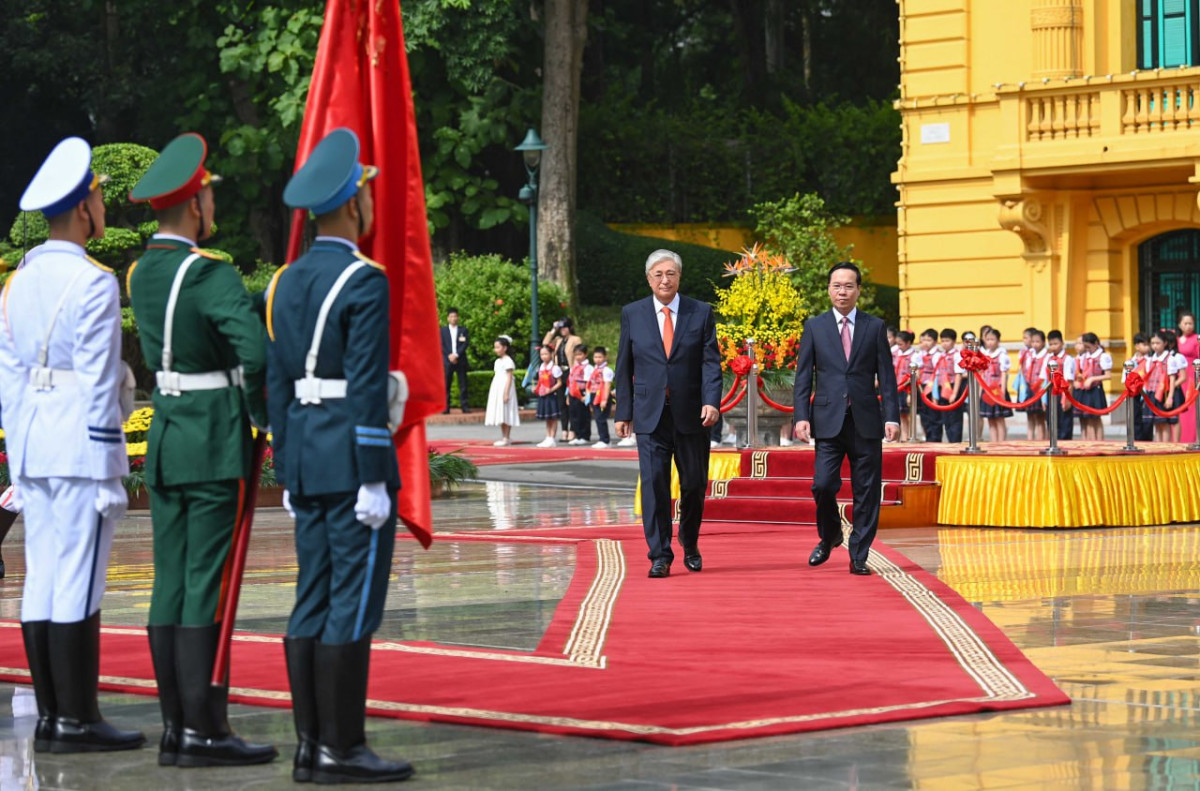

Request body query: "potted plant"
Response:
[715, 244, 807, 446]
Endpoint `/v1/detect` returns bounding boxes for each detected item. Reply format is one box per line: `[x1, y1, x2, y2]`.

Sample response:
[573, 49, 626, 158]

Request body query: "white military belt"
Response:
[295, 376, 347, 403]
[29, 367, 75, 390]
[156, 367, 244, 397]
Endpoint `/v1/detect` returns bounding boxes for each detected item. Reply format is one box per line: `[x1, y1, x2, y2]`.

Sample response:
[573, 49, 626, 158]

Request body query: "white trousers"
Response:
[20, 477, 114, 623]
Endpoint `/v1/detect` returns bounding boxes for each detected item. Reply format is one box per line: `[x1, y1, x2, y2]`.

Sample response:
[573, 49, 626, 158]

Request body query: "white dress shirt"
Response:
[831, 306, 857, 340]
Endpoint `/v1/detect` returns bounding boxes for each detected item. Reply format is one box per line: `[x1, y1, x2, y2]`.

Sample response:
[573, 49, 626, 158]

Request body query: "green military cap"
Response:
[130, 133, 221, 209]
[284, 128, 378, 215]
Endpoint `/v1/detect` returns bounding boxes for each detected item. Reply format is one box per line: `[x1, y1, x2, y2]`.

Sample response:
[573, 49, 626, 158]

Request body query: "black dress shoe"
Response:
[683, 547, 702, 572]
[441, 409, 451, 414]
[648, 559, 671, 578]
[808, 541, 836, 567]
[849, 560, 872, 576]
[313, 744, 414, 784]
[51, 717, 146, 753]
[461, 407, 471, 414]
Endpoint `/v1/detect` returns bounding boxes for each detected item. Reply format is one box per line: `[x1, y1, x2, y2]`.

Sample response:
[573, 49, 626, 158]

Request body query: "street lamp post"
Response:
[515, 129, 548, 370]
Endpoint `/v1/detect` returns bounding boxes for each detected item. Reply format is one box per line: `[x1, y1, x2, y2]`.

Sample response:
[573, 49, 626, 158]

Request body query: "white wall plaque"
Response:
[920, 123, 951, 144]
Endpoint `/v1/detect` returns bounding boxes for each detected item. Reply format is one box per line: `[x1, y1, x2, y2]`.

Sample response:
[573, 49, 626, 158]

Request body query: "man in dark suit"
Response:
[441, 308, 469, 413]
[793, 262, 900, 576]
[615, 249, 722, 578]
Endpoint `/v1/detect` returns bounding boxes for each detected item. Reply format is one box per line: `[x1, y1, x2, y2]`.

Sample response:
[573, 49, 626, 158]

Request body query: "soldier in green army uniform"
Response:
[267, 128, 413, 784]
[127, 133, 277, 768]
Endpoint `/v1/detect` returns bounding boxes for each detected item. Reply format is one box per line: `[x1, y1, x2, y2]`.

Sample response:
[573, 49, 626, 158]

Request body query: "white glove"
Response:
[95, 478, 128, 521]
[282, 489, 295, 519]
[354, 481, 391, 530]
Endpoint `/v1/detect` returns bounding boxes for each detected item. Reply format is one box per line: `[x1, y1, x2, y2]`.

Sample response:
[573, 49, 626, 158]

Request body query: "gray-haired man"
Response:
[614, 250, 722, 578]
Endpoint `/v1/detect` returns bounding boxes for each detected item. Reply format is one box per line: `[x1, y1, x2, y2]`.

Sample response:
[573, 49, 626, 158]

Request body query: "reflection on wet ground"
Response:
[5, 480, 1200, 788]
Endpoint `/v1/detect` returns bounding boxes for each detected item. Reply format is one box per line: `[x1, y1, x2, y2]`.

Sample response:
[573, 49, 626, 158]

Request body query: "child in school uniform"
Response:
[1145, 330, 1179, 442]
[978, 327, 1012, 441]
[1021, 329, 1048, 441]
[485, 335, 520, 446]
[534, 344, 563, 447]
[916, 328, 943, 442]
[1015, 327, 1034, 402]
[565, 344, 593, 445]
[1073, 331, 1112, 441]
[1129, 333, 1154, 442]
[1168, 329, 1190, 443]
[588, 346, 615, 448]
[888, 325, 899, 359]
[894, 330, 917, 441]
[1044, 330, 1075, 441]
[936, 328, 966, 442]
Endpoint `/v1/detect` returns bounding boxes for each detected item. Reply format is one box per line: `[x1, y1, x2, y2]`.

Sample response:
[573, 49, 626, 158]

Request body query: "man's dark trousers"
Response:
[1056, 399, 1074, 441]
[637, 406, 709, 563]
[444, 356, 468, 410]
[939, 390, 964, 443]
[812, 407, 882, 565]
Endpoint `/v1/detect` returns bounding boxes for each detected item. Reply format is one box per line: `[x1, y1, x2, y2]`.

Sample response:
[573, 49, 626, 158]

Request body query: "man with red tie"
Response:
[615, 250, 722, 578]
[793, 262, 900, 576]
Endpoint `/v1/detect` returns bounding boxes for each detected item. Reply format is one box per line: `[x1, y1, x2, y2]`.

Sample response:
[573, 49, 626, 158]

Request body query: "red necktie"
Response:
[662, 306, 674, 358]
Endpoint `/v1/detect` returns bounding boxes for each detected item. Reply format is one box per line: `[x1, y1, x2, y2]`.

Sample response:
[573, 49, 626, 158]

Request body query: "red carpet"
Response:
[430, 439, 639, 466]
[0, 522, 1068, 745]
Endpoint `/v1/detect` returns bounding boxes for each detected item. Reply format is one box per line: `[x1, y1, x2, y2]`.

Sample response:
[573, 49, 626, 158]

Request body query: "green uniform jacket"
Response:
[128, 237, 268, 487]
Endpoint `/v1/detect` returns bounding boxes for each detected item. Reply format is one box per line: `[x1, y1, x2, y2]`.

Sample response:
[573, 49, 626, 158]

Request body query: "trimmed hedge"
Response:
[575, 212, 734, 306]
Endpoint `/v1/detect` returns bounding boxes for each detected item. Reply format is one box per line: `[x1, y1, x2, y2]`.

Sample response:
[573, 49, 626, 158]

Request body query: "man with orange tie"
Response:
[614, 250, 722, 578]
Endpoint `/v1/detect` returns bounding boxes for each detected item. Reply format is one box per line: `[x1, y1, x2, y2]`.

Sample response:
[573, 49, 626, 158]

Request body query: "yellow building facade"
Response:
[896, 0, 1200, 363]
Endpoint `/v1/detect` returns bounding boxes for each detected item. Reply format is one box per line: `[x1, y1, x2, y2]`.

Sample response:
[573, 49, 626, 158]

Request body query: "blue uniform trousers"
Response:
[287, 491, 395, 645]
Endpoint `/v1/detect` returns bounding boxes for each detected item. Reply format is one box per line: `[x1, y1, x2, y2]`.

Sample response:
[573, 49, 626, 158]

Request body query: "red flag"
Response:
[287, 0, 440, 548]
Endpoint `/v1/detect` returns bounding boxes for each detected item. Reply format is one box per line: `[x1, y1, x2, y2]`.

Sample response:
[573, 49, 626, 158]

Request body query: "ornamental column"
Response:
[1032, 0, 1083, 79]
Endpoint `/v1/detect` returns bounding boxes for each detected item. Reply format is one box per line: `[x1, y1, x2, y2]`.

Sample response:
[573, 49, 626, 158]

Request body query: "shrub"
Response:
[433, 252, 567, 370]
[575, 212, 732, 306]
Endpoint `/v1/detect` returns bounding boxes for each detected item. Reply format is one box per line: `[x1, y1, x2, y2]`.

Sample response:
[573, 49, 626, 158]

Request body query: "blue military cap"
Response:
[284, 128, 378, 215]
[20, 137, 107, 218]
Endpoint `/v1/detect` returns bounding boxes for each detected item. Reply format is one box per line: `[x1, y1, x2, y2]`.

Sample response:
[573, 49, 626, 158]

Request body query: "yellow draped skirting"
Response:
[936, 454, 1200, 528]
[633, 451, 742, 515]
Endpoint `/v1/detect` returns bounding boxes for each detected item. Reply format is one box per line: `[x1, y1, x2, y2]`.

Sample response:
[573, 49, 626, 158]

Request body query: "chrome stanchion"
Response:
[1189, 360, 1200, 452]
[1121, 359, 1142, 454]
[745, 338, 759, 449]
[1041, 358, 1066, 456]
[961, 331, 985, 455]
[908, 359, 922, 443]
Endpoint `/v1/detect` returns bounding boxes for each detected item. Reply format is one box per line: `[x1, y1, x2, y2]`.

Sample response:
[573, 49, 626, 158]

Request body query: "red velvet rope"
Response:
[1141, 385, 1200, 418]
[756, 378, 795, 413]
[896, 375, 911, 393]
[720, 373, 744, 407]
[1050, 370, 1129, 416]
[917, 386, 968, 412]
[719, 382, 747, 413]
[972, 373, 1047, 409]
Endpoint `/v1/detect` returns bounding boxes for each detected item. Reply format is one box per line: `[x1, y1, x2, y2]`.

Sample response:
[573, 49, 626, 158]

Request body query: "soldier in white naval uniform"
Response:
[0, 137, 144, 753]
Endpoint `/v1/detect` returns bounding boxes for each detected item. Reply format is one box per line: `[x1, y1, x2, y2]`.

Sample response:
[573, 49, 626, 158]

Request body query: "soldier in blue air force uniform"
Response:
[265, 128, 412, 785]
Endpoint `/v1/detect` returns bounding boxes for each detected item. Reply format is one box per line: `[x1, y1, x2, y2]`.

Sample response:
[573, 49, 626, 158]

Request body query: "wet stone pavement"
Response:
[5, 472, 1200, 788]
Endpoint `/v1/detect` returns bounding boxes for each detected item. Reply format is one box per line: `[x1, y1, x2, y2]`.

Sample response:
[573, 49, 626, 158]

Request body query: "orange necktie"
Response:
[661, 306, 674, 358]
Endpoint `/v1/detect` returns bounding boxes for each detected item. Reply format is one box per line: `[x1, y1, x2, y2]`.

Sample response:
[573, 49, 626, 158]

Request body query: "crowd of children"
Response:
[885, 322, 1193, 444]
[484, 334, 621, 448]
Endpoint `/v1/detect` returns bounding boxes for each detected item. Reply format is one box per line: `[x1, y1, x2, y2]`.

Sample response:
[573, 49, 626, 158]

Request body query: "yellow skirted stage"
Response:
[936, 441, 1200, 528]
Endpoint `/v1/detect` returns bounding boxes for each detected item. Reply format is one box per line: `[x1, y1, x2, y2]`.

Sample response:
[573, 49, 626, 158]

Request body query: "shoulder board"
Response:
[125, 260, 140, 297]
[86, 255, 114, 274]
[265, 264, 290, 342]
[190, 247, 226, 261]
[352, 251, 386, 272]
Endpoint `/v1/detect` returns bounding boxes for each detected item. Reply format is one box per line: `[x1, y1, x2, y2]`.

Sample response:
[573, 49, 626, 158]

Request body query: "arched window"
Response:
[1139, 0, 1200, 68]
[1139, 229, 1200, 333]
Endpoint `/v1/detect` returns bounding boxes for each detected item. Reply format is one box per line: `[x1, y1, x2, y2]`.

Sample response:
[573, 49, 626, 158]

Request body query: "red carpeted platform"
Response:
[0, 522, 1068, 745]
[430, 439, 639, 466]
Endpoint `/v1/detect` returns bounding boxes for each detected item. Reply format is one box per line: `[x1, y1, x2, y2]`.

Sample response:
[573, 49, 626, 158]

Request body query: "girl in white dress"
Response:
[486, 335, 519, 445]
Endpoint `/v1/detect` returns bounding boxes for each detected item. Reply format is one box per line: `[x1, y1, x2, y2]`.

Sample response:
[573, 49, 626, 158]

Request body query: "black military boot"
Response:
[174, 623, 277, 768]
[312, 637, 414, 784]
[21, 620, 55, 752]
[147, 625, 183, 765]
[47, 612, 146, 752]
[284, 636, 318, 782]
[0, 507, 15, 579]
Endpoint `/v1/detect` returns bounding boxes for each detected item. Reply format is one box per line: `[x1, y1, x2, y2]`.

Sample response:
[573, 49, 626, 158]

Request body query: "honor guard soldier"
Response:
[0, 138, 145, 752]
[266, 128, 413, 784]
[127, 133, 277, 768]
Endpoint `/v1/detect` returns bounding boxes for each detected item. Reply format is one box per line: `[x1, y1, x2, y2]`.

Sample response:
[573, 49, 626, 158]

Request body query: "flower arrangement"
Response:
[714, 244, 807, 375]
